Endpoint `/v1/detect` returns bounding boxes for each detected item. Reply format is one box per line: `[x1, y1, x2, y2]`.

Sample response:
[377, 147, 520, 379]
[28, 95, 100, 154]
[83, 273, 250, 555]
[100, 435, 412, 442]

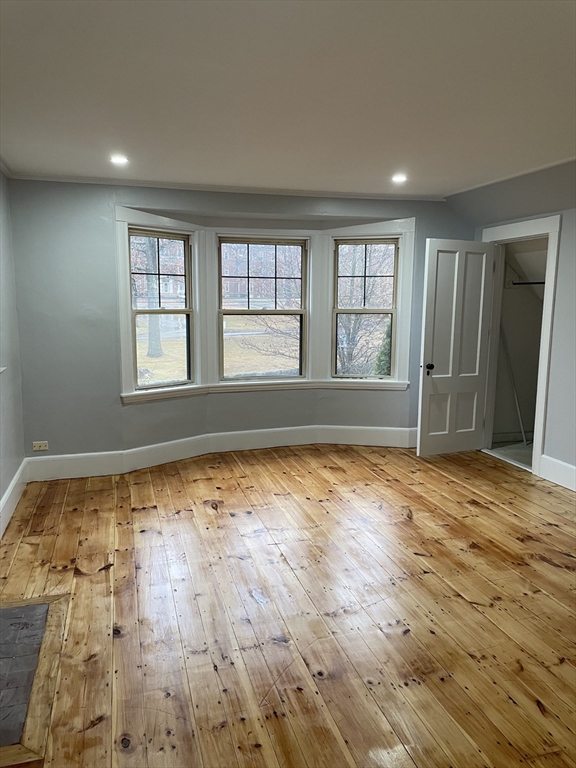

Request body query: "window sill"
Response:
[121, 378, 409, 404]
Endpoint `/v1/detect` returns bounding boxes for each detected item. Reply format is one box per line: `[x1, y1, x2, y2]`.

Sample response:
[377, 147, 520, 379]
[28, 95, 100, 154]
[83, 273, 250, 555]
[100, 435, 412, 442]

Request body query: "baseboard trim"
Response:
[1, 426, 415, 536]
[0, 459, 28, 539]
[24, 425, 417, 483]
[539, 454, 576, 492]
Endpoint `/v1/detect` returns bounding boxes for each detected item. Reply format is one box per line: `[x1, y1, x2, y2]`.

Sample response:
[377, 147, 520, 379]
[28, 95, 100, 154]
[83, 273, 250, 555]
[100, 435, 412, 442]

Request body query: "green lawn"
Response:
[137, 333, 297, 383]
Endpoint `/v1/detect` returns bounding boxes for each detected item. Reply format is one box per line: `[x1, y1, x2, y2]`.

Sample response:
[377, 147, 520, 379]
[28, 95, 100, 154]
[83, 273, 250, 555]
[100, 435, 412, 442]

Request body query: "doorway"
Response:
[481, 214, 561, 479]
[484, 237, 548, 470]
[417, 217, 561, 480]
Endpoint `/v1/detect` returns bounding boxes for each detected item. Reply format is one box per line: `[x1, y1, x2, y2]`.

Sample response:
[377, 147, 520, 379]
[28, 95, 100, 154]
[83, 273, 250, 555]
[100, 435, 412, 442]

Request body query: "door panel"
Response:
[418, 239, 495, 456]
[455, 391, 477, 432]
[431, 250, 457, 376]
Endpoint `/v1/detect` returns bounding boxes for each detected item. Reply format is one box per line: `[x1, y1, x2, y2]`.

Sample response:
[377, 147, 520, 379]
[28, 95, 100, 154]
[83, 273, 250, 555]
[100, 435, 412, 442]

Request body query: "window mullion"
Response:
[363, 244, 367, 307]
[156, 237, 161, 308]
[247, 244, 251, 310]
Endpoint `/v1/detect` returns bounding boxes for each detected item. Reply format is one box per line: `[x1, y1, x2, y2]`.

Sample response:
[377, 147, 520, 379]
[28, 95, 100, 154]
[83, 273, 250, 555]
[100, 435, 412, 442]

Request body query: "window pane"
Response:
[160, 276, 186, 309]
[222, 277, 248, 308]
[338, 244, 365, 276]
[130, 235, 158, 273]
[249, 278, 275, 309]
[249, 244, 275, 277]
[366, 243, 395, 276]
[277, 279, 301, 309]
[335, 313, 392, 376]
[159, 238, 185, 275]
[365, 277, 394, 309]
[222, 243, 248, 276]
[132, 274, 159, 309]
[277, 245, 302, 277]
[222, 314, 301, 378]
[136, 314, 190, 386]
[338, 277, 364, 308]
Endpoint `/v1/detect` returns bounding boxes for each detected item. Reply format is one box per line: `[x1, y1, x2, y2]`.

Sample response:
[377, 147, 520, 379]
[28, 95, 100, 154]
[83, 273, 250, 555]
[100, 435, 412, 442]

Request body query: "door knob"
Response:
[426, 363, 435, 376]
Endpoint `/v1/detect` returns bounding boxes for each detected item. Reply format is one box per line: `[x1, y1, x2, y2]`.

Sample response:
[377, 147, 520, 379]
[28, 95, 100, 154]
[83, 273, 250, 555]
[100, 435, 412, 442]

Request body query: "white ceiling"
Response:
[1, 0, 574, 198]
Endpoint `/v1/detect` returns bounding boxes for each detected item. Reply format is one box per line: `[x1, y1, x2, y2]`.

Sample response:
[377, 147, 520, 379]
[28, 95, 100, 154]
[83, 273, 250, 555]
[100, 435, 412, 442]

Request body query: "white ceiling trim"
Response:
[6, 158, 575, 201]
[2, 171, 447, 201]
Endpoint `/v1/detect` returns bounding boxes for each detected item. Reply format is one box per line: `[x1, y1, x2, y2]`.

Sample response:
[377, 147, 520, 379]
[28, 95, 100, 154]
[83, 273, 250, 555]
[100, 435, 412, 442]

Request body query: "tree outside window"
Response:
[129, 231, 192, 387]
[334, 240, 397, 377]
[219, 239, 306, 379]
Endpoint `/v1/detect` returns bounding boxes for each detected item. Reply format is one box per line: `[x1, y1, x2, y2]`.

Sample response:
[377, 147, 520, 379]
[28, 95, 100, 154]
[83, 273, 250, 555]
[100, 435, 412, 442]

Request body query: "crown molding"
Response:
[4, 171, 446, 202]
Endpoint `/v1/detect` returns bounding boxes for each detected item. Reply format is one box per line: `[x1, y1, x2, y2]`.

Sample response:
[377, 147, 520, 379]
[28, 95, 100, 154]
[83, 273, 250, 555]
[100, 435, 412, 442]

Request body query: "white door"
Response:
[417, 239, 495, 456]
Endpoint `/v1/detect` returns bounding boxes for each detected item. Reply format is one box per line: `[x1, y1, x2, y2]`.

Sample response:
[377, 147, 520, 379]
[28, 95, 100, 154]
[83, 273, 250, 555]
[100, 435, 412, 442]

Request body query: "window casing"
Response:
[117, 208, 414, 403]
[129, 229, 193, 389]
[218, 237, 307, 380]
[333, 239, 398, 378]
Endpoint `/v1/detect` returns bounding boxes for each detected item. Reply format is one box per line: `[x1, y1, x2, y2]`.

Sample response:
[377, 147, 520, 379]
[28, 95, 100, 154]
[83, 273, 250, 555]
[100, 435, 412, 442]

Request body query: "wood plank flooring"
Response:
[1, 445, 575, 768]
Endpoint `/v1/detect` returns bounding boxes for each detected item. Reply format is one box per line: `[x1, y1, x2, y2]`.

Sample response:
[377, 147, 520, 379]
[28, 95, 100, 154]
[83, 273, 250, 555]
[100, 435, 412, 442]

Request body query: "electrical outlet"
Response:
[32, 441, 49, 451]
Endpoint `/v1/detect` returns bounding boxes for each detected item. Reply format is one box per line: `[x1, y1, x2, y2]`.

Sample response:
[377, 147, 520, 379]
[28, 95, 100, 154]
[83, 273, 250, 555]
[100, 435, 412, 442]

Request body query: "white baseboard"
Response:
[0, 426, 415, 537]
[539, 454, 576, 492]
[0, 459, 28, 539]
[6, 430, 570, 548]
[25, 425, 417, 483]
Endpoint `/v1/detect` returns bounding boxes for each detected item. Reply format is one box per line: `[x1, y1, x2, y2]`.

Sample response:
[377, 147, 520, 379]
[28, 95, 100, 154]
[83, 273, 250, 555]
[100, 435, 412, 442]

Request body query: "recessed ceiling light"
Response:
[110, 154, 128, 166]
[392, 173, 407, 184]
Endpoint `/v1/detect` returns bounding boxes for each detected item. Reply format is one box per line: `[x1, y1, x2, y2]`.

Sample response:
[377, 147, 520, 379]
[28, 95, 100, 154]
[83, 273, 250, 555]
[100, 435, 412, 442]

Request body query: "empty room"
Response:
[0, 1, 575, 767]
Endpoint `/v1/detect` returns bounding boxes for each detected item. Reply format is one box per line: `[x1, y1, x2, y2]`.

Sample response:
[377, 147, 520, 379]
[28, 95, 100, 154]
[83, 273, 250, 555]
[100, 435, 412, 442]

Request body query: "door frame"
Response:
[481, 215, 561, 477]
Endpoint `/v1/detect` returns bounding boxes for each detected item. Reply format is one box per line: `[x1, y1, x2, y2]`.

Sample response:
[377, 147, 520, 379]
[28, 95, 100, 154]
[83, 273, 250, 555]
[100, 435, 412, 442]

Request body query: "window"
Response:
[219, 238, 306, 379]
[129, 229, 193, 388]
[118, 207, 413, 402]
[333, 239, 397, 377]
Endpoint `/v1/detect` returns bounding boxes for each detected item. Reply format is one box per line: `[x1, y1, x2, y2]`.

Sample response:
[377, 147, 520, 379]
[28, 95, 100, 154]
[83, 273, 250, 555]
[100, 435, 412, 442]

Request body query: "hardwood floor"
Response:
[1, 445, 575, 768]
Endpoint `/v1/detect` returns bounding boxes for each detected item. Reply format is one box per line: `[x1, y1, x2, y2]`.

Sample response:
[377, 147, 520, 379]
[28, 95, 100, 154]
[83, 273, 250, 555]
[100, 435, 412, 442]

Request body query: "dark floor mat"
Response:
[0, 602, 49, 747]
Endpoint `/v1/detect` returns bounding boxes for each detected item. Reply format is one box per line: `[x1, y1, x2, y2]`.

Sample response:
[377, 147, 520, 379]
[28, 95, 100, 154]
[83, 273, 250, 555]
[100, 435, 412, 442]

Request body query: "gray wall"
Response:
[447, 162, 576, 466]
[494, 214, 576, 467]
[544, 208, 576, 466]
[448, 160, 575, 469]
[0, 172, 25, 499]
[447, 161, 576, 227]
[6, 164, 575, 470]
[9, 179, 473, 456]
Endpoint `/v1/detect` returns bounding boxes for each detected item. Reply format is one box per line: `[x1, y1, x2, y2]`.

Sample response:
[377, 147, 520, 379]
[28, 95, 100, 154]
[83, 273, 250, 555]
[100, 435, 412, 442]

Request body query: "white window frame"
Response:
[218, 236, 308, 381]
[129, 228, 194, 390]
[332, 237, 399, 379]
[116, 207, 414, 404]
[116, 208, 198, 396]
[319, 220, 415, 387]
